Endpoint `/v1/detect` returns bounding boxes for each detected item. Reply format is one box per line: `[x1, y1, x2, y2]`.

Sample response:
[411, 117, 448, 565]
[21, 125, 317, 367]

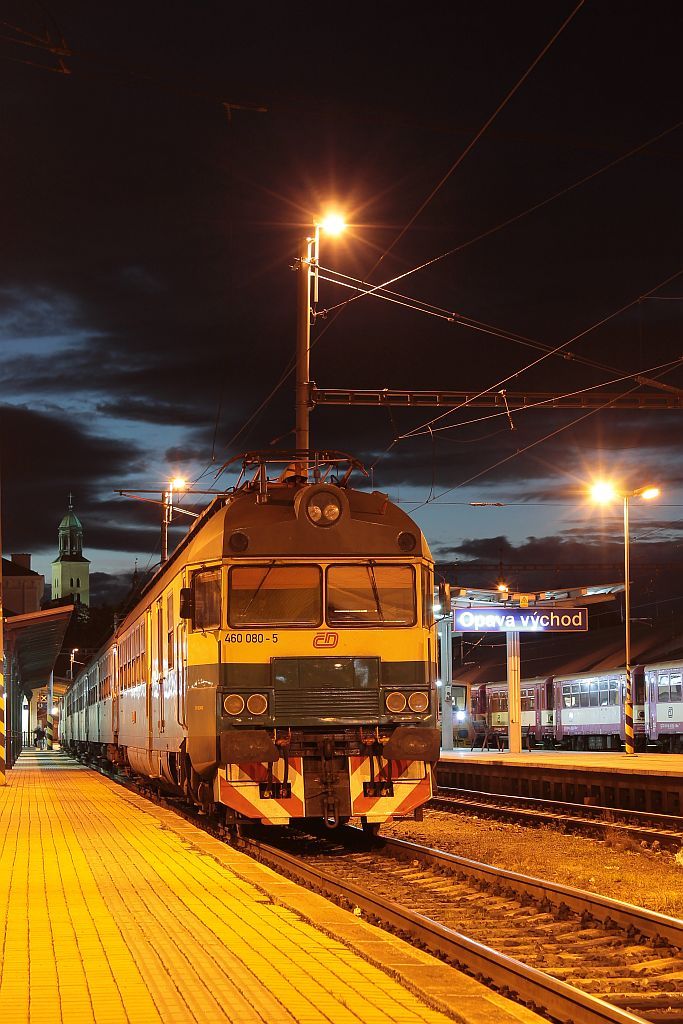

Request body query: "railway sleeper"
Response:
[607, 993, 683, 1008]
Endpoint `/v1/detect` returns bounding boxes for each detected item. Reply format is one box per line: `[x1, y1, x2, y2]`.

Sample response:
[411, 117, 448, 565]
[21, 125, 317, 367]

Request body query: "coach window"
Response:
[670, 672, 682, 701]
[167, 594, 174, 669]
[327, 564, 415, 626]
[193, 569, 222, 630]
[229, 564, 322, 627]
[658, 673, 670, 702]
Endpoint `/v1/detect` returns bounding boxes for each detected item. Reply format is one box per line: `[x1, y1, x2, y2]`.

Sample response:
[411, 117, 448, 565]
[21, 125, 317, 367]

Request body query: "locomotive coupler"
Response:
[275, 729, 292, 786]
[363, 731, 394, 798]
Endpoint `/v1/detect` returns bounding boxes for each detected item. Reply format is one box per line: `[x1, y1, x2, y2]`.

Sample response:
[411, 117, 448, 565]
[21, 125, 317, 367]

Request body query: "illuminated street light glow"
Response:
[588, 478, 662, 756]
[497, 582, 509, 593]
[319, 213, 346, 236]
[170, 477, 187, 491]
[590, 480, 618, 504]
[590, 480, 660, 503]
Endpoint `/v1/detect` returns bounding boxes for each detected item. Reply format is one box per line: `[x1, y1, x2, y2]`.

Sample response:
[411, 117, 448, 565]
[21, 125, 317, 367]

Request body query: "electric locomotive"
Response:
[62, 452, 441, 830]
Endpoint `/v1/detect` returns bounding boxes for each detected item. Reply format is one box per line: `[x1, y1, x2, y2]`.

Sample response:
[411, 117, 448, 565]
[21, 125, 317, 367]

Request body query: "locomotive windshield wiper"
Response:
[366, 563, 384, 623]
[240, 560, 277, 620]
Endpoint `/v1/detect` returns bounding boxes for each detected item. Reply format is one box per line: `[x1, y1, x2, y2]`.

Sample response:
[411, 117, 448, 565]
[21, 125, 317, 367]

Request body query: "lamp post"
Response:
[590, 481, 661, 755]
[295, 213, 346, 478]
[161, 477, 187, 563]
[70, 647, 79, 680]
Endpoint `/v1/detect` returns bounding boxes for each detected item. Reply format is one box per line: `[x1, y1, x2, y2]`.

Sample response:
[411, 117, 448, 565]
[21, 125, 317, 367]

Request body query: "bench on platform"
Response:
[471, 721, 534, 751]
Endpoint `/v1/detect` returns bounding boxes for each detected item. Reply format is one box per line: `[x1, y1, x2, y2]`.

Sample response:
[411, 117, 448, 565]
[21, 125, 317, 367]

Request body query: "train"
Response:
[62, 452, 441, 832]
[468, 660, 683, 751]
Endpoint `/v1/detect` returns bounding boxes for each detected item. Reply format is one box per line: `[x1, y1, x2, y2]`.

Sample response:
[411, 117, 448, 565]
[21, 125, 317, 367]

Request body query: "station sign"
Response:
[453, 606, 588, 633]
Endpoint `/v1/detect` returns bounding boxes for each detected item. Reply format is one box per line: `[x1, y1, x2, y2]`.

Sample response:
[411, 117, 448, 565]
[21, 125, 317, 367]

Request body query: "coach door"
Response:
[146, 608, 154, 748]
[156, 598, 166, 735]
[112, 642, 120, 738]
[176, 620, 187, 727]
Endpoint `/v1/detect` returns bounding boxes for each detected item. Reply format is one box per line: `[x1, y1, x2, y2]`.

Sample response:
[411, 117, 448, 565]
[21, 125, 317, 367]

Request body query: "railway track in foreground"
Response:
[84, 755, 683, 1024]
[236, 825, 683, 1024]
[430, 788, 683, 851]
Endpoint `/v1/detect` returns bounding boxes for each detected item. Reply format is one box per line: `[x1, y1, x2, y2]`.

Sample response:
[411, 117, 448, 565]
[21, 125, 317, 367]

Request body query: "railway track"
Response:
[430, 787, 683, 851]
[237, 824, 683, 1024]
[86, 756, 683, 1024]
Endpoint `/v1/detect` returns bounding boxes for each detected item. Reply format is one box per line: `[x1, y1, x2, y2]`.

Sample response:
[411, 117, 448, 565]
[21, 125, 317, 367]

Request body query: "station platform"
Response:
[440, 748, 683, 777]
[437, 749, 682, 813]
[0, 750, 545, 1024]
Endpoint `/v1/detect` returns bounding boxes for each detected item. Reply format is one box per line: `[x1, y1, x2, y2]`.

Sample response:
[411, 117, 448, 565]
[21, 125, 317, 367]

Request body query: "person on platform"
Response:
[33, 725, 43, 748]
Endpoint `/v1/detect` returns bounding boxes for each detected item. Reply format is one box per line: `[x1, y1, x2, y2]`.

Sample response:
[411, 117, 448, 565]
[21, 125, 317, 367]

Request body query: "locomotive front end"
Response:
[184, 459, 440, 830]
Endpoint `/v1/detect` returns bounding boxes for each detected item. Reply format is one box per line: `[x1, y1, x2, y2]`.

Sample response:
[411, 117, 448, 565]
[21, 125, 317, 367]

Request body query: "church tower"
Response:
[51, 495, 90, 606]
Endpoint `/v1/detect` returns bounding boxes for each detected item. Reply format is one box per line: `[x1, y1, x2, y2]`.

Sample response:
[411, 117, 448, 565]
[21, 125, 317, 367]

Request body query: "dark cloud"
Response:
[0, 1, 680, 577]
[89, 571, 136, 607]
[0, 404, 146, 552]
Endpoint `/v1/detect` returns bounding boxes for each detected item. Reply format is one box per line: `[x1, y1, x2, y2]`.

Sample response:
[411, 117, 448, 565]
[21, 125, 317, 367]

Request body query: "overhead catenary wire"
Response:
[365, 268, 683, 476]
[400, 355, 683, 439]
[319, 264, 683, 395]
[323, 120, 682, 318]
[218, 4, 586, 458]
[369, 0, 586, 275]
[223, 117, 682, 456]
[394, 268, 683, 443]
[406, 358, 683, 514]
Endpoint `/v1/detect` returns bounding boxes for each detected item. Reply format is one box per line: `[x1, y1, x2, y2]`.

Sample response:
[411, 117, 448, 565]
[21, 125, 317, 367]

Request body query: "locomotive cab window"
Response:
[192, 569, 222, 630]
[327, 564, 416, 626]
[229, 564, 322, 627]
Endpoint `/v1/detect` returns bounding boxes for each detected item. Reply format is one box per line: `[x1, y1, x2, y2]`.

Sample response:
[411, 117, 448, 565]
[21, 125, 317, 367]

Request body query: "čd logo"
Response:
[313, 631, 339, 649]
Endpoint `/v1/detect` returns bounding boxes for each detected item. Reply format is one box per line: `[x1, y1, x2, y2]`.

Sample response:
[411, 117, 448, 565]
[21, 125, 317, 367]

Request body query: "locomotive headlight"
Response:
[246, 693, 268, 715]
[385, 691, 407, 713]
[322, 501, 340, 522]
[306, 491, 342, 527]
[408, 691, 429, 713]
[224, 694, 245, 715]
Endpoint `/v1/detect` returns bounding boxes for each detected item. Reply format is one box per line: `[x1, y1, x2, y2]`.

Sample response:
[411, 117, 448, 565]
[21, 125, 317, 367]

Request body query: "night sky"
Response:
[1, 0, 681, 607]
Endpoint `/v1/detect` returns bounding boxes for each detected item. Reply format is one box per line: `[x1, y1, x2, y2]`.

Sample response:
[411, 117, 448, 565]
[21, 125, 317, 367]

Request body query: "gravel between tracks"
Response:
[381, 809, 683, 917]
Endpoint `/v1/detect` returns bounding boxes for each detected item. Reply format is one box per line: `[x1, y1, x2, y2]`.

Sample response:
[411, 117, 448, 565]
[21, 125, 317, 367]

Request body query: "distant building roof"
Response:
[2, 556, 40, 578]
[59, 508, 83, 531]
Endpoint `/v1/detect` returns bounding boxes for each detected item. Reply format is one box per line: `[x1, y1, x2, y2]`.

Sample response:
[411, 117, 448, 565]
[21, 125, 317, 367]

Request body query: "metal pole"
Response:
[0, 465, 5, 784]
[161, 489, 169, 563]
[46, 669, 54, 750]
[623, 495, 635, 756]
[295, 234, 313, 478]
[438, 615, 453, 751]
[507, 629, 522, 753]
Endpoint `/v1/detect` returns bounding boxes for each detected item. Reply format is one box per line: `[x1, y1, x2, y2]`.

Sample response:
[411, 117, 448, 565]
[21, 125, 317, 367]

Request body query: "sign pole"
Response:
[506, 630, 522, 753]
[46, 670, 54, 750]
[439, 615, 454, 751]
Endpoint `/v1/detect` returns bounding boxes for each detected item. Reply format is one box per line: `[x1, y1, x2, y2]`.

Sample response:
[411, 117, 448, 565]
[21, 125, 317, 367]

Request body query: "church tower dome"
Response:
[51, 494, 90, 606]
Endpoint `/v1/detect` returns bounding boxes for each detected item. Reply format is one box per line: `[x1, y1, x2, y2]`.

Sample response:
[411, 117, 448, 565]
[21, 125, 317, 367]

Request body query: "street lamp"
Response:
[295, 212, 347, 476]
[70, 648, 79, 680]
[590, 480, 661, 755]
[162, 477, 187, 562]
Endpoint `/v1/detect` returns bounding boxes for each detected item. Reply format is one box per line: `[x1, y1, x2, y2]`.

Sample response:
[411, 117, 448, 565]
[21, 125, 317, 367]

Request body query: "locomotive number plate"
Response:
[223, 632, 278, 644]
